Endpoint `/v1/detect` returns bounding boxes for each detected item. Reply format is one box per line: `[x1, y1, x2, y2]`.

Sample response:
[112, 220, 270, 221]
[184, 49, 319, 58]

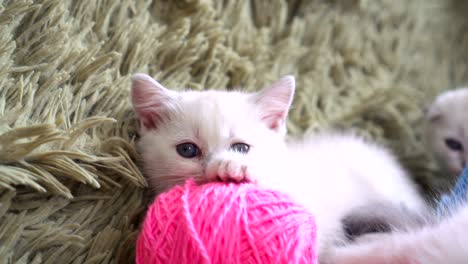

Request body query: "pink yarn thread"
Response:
[136, 180, 317, 264]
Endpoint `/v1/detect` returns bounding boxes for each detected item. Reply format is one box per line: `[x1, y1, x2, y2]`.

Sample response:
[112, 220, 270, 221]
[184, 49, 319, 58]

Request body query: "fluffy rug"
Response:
[1, 0, 468, 263]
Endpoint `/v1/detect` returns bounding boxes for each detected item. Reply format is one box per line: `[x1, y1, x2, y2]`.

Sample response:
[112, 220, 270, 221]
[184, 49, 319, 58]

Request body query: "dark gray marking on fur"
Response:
[341, 202, 430, 242]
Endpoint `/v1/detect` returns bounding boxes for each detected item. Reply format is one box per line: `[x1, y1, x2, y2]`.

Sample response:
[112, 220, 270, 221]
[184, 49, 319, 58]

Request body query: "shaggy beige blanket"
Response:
[1, 0, 467, 263]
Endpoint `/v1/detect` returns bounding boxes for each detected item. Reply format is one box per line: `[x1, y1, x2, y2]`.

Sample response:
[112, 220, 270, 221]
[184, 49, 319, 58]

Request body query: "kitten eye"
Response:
[176, 142, 201, 158]
[445, 138, 463, 151]
[230, 143, 250, 153]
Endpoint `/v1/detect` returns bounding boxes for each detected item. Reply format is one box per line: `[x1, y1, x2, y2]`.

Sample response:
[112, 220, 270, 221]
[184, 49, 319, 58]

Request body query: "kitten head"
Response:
[425, 88, 468, 177]
[131, 73, 295, 193]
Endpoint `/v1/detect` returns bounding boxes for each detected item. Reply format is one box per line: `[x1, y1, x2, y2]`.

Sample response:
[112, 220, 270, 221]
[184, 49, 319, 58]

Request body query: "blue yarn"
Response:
[436, 166, 468, 219]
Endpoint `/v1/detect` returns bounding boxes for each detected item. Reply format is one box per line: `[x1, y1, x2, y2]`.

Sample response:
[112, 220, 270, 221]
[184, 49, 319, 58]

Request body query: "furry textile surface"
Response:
[1, 0, 468, 263]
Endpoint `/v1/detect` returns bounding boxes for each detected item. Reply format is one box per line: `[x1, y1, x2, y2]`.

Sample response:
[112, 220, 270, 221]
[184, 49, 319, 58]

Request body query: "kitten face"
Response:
[425, 88, 468, 177]
[131, 74, 294, 193]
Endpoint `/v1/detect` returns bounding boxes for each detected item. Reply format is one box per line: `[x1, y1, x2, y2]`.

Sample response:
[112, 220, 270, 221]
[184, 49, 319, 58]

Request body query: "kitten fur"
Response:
[425, 88, 468, 178]
[131, 73, 427, 260]
[326, 202, 468, 264]
[341, 202, 430, 242]
[324, 89, 468, 264]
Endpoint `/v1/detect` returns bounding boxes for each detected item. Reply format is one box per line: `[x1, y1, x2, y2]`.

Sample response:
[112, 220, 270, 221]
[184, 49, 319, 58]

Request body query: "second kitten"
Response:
[425, 88, 468, 178]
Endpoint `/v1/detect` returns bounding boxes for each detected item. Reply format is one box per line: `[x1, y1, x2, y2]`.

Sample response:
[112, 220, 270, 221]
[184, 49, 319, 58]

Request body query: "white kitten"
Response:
[326, 203, 468, 264]
[131, 73, 427, 260]
[425, 88, 468, 177]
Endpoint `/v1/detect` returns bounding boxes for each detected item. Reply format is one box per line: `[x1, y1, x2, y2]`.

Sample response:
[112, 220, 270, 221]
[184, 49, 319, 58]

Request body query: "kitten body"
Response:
[341, 201, 430, 242]
[326, 203, 468, 264]
[425, 88, 468, 177]
[132, 74, 426, 260]
[261, 133, 427, 259]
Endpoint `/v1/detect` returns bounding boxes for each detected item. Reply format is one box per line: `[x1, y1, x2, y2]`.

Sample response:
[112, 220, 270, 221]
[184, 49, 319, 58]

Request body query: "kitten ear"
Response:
[252, 75, 295, 134]
[131, 73, 176, 130]
[424, 104, 442, 123]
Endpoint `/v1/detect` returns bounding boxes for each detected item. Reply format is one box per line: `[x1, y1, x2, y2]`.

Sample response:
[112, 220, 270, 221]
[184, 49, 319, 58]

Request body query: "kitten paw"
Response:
[207, 159, 256, 183]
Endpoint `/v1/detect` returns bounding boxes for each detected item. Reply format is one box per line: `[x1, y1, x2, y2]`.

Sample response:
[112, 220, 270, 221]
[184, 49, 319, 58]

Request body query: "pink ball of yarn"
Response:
[136, 180, 317, 264]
